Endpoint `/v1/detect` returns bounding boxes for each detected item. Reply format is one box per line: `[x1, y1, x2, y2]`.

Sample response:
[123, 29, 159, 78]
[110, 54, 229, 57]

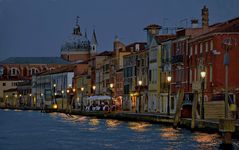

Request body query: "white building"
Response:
[32, 67, 74, 109]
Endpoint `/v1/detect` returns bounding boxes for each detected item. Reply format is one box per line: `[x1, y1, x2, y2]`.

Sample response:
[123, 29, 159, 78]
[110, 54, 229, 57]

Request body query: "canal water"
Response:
[0, 109, 231, 150]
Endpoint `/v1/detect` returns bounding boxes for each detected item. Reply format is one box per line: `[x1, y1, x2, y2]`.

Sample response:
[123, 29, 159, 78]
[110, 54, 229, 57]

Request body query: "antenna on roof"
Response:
[180, 18, 188, 28]
[76, 16, 80, 26]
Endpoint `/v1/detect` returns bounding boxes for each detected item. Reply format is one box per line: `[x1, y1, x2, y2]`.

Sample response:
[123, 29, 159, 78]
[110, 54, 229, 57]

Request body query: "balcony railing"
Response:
[171, 55, 183, 64]
[162, 58, 170, 63]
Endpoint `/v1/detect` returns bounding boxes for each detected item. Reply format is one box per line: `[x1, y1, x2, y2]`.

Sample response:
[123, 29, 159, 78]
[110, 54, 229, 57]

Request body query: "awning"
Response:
[87, 95, 112, 101]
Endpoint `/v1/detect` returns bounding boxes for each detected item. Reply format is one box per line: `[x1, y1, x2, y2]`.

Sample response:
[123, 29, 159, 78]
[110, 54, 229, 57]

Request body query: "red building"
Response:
[171, 6, 239, 118]
[188, 17, 239, 118]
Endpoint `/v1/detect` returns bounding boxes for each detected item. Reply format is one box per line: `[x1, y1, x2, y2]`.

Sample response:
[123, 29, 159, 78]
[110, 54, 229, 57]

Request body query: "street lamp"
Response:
[92, 85, 96, 95]
[138, 80, 142, 113]
[80, 87, 84, 111]
[29, 94, 32, 107]
[40, 93, 44, 111]
[110, 83, 113, 89]
[110, 83, 114, 101]
[200, 71, 206, 119]
[167, 76, 172, 115]
[53, 83, 56, 106]
[61, 90, 64, 110]
[222, 37, 236, 118]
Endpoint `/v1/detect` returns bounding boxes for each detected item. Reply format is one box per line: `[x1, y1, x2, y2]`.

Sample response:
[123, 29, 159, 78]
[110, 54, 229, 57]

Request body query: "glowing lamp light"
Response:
[61, 90, 64, 94]
[73, 88, 76, 92]
[110, 83, 113, 88]
[53, 104, 58, 109]
[29, 94, 32, 97]
[81, 87, 84, 92]
[53, 84, 56, 87]
[92, 85, 96, 90]
[67, 89, 70, 93]
[200, 71, 206, 78]
[138, 80, 142, 86]
[167, 76, 172, 82]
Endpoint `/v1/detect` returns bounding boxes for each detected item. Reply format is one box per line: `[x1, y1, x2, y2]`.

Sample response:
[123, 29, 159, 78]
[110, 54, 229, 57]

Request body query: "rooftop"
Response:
[0, 57, 70, 65]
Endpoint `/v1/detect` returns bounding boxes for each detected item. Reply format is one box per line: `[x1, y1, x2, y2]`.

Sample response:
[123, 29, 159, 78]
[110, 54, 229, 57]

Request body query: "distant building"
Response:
[60, 17, 98, 62]
[0, 57, 69, 103]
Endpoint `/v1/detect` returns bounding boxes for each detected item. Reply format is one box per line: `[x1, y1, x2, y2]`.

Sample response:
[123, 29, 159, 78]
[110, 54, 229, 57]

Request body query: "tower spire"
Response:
[73, 16, 81, 35]
[90, 28, 98, 56]
[91, 29, 98, 46]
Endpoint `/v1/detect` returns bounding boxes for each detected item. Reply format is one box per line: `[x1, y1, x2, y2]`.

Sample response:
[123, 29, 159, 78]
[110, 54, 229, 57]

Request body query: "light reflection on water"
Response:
[106, 119, 121, 128]
[0, 109, 230, 150]
[128, 122, 152, 132]
[159, 127, 180, 140]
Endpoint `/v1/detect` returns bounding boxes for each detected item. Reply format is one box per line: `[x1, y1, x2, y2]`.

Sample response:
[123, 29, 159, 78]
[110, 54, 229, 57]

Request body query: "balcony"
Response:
[162, 58, 170, 63]
[171, 55, 183, 64]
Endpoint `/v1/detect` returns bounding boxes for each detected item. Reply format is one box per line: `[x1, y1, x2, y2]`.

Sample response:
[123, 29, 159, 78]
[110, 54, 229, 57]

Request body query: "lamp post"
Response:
[222, 38, 236, 118]
[167, 76, 172, 115]
[29, 94, 32, 108]
[5, 95, 8, 107]
[138, 80, 142, 113]
[110, 83, 114, 101]
[80, 87, 84, 111]
[92, 85, 96, 95]
[61, 90, 64, 110]
[72, 88, 76, 109]
[53, 84, 56, 105]
[40, 93, 44, 111]
[200, 71, 206, 119]
[66, 87, 75, 112]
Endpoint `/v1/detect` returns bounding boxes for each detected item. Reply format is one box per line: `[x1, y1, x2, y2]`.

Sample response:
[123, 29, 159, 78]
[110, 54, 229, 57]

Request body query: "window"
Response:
[135, 44, 140, 51]
[186, 45, 188, 56]
[3, 83, 6, 86]
[149, 70, 152, 82]
[195, 44, 198, 55]
[30, 68, 39, 75]
[171, 97, 175, 110]
[200, 43, 203, 53]
[205, 42, 208, 52]
[189, 69, 192, 83]
[210, 65, 213, 82]
[190, 46, 193, 56]
[10, 68, 19, 76]
[210, 40, 213, 51]
[194, 68, 197, 82]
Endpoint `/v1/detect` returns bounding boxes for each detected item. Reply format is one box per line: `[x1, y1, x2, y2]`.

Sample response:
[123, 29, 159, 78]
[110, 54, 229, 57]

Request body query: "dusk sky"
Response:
[0, 0, 238, 61]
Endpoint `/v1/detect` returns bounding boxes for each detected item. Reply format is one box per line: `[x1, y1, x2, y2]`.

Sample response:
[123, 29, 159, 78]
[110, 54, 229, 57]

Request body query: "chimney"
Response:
[201, 5, 209, 29]
[191, 19, 199, 28]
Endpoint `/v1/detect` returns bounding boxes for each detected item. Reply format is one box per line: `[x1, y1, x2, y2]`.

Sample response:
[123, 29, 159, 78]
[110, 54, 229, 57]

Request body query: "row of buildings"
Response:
[1, 6, 239, 119]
